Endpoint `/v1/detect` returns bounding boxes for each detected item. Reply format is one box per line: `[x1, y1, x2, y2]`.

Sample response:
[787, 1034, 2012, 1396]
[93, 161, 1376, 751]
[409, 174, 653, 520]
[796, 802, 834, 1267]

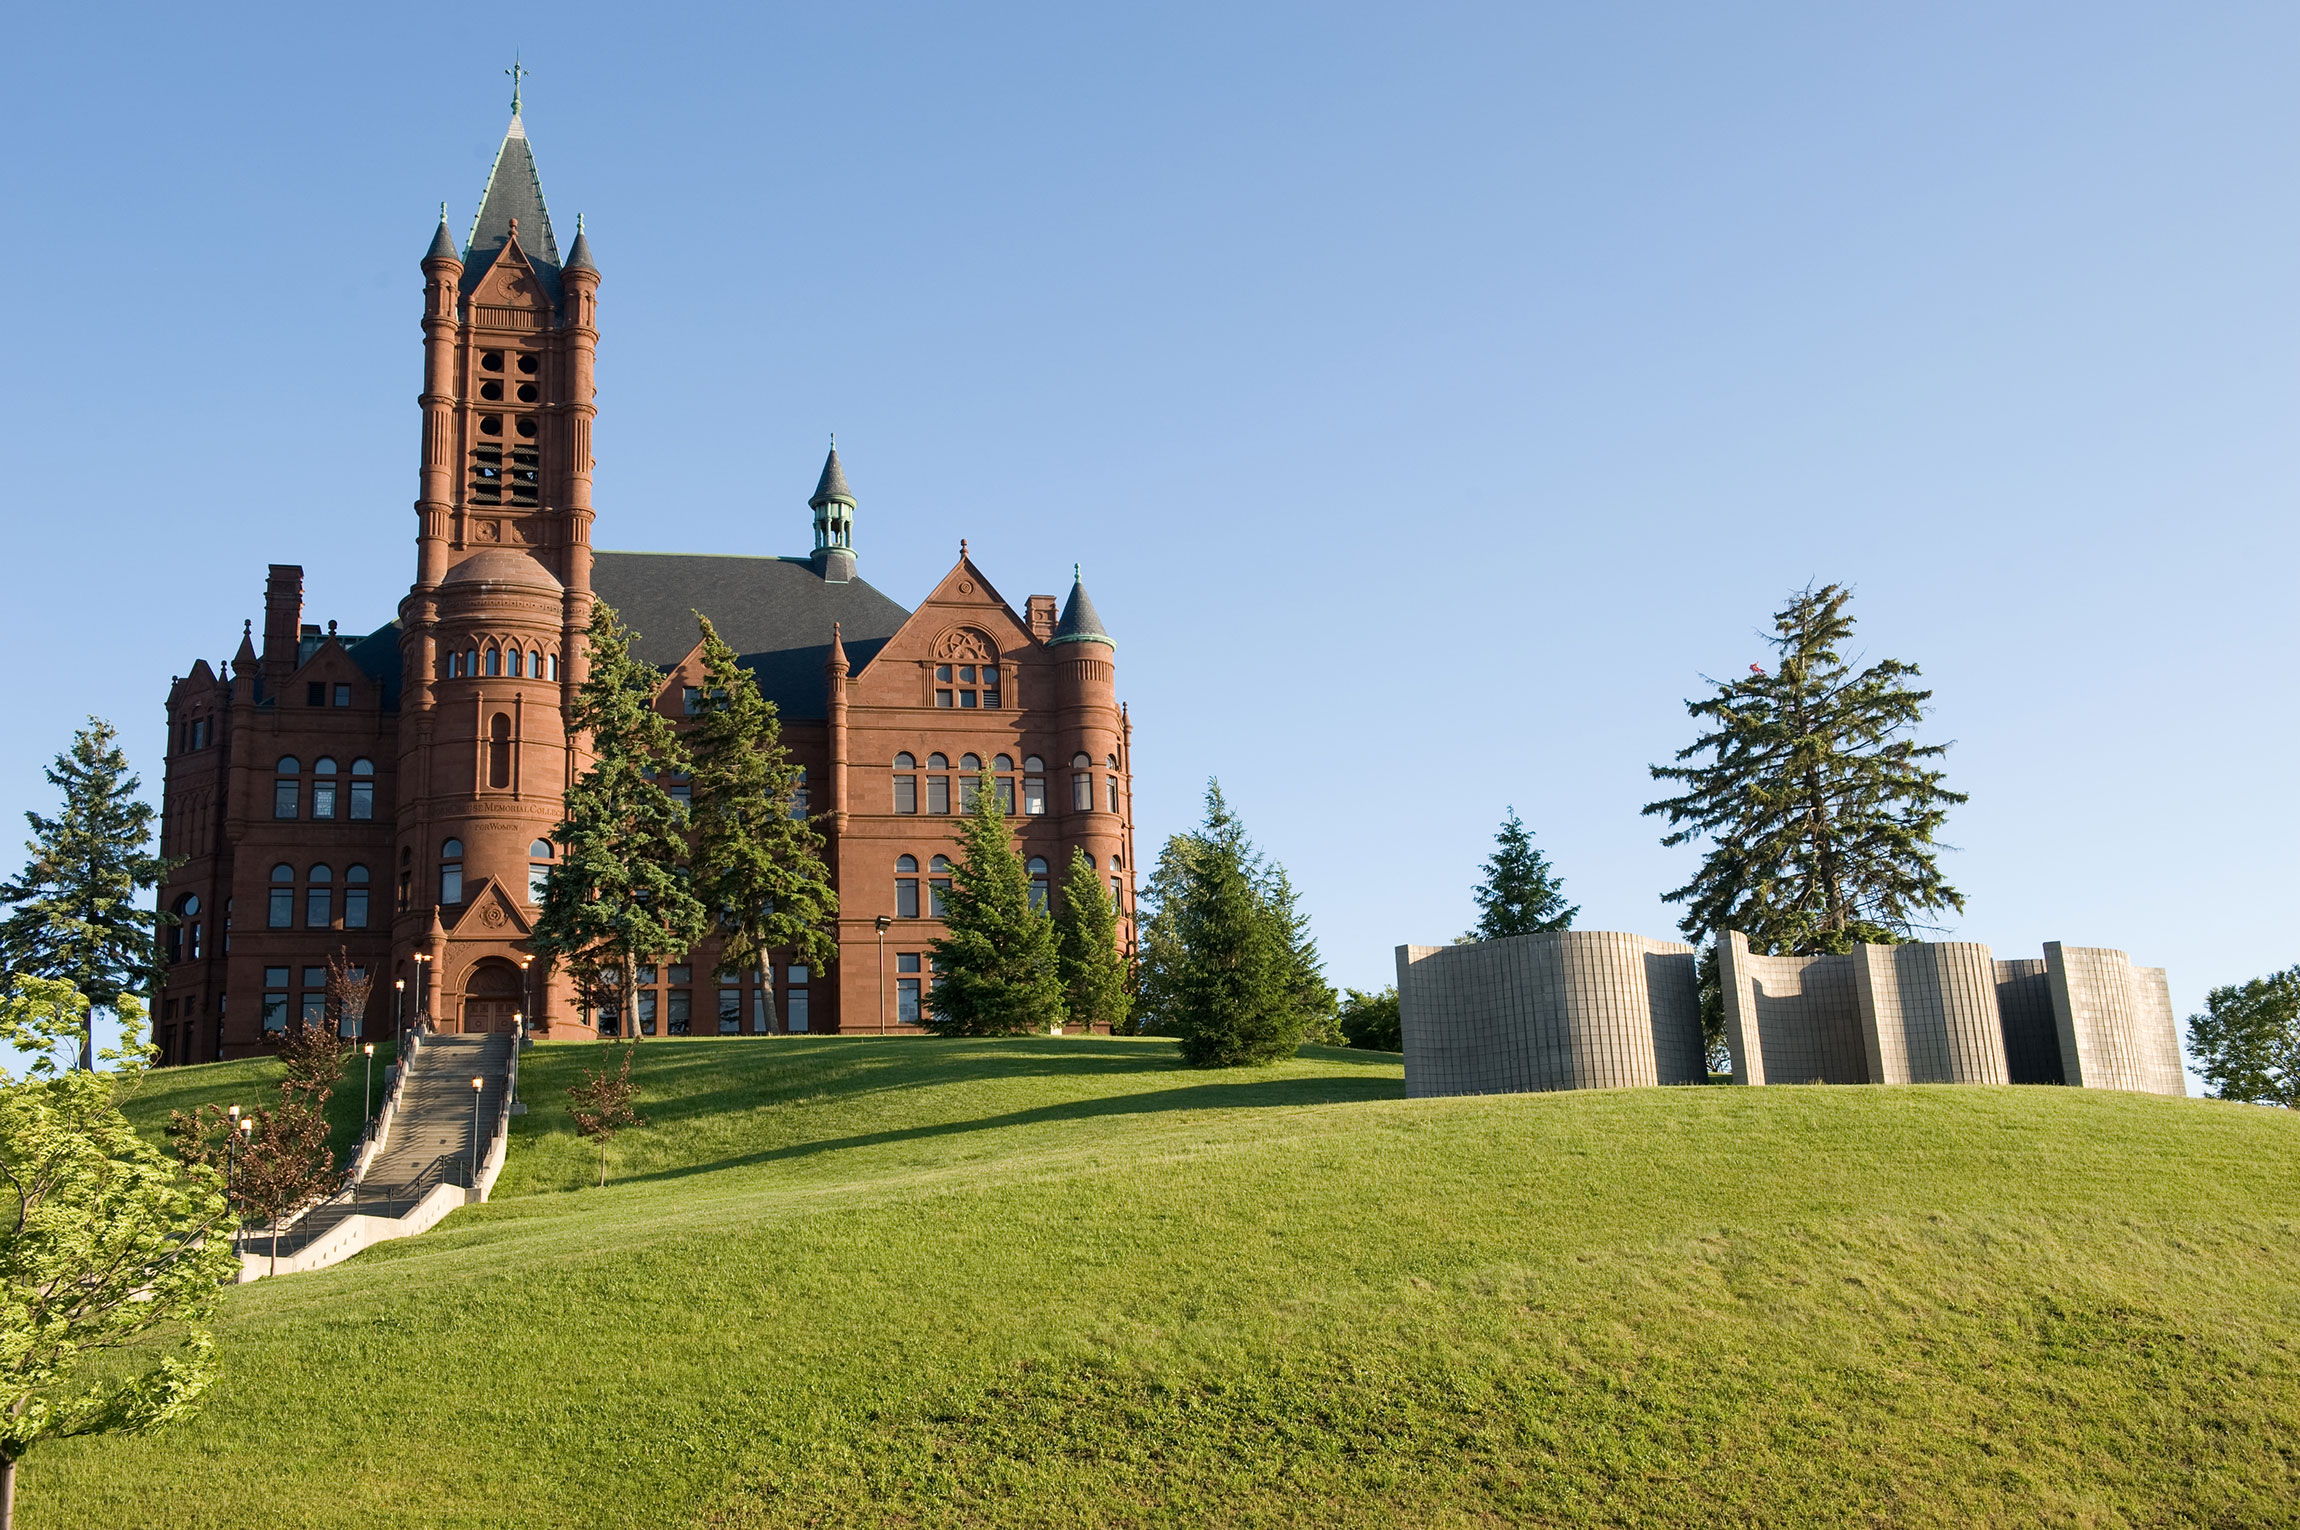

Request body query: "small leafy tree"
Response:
[1053, 849, 1131, 1034]
[278, 1010, 347, 1104]
[1468, 808, 1577, 940]
[232, 1099, 340, 1276]
[927, 771, 1064, 1035]
[0, 980, 236, 1525]
[1139, 782, 1320, 1067]
[323, 950, 375, 1043]
[532, 602, 712, 1041]
[2187, 967, 2300, 1108]
[568, 1048, 646, 1187]
[0, 719, 177, 1070]
[687, 615, 838, 1030]
[1337, 986, 1402, 1052]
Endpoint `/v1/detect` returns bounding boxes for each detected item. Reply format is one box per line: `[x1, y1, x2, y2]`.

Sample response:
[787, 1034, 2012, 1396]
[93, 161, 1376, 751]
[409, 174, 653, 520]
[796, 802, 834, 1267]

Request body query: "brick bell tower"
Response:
[393, 74, 599, 1035]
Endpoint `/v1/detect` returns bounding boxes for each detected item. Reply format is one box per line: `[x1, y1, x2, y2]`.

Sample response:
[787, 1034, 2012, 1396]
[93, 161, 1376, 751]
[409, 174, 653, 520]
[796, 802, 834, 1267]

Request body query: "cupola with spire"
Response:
[810, 440, 857, 583]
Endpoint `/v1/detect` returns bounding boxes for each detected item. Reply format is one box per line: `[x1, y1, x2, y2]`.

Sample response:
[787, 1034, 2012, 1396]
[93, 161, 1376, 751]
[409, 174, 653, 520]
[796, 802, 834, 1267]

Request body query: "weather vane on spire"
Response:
[507, 55, 531, 115]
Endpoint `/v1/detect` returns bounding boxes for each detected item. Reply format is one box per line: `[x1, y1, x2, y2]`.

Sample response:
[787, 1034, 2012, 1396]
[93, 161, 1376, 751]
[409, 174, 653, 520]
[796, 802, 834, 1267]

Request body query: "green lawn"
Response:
[44, 1036, 2300, 1528]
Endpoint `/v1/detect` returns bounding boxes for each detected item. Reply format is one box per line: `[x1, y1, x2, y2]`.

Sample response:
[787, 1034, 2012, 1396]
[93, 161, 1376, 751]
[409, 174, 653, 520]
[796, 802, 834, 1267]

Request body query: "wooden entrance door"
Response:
[465, 999, 518, 1034]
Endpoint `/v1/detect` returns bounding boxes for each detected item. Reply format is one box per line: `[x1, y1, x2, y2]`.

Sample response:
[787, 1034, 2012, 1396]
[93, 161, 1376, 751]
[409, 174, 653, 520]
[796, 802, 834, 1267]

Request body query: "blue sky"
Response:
[3, 4, 2293, 1087]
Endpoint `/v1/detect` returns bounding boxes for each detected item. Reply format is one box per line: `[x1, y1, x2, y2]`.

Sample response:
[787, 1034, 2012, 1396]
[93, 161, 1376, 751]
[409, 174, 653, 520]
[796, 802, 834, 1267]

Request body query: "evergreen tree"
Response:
[1139, 781, 1321, 1067]
[1263, 860, 1339, 1042]
[531, 603, 711, 1041]
[1053, 848, 1131, 1034]
[2187, 966, 2300, 1108]
[926, 769, 1064, 1036]
[1644, 583, 1966, 954]
[0, 720, 175, 1069]
[1129, 833, 1204, 1036]
[1468, 808, 1577, 940]
[687, 616, 839, 1027]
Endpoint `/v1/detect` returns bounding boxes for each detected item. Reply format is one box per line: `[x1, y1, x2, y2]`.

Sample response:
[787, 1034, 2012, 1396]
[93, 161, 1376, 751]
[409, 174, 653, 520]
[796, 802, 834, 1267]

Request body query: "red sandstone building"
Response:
[151, 99, 1134, 1062]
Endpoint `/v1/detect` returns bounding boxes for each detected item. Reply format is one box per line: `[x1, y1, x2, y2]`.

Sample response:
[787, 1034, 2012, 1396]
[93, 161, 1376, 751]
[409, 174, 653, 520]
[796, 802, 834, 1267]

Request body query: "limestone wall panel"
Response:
[1856, 942, 2008, 1085]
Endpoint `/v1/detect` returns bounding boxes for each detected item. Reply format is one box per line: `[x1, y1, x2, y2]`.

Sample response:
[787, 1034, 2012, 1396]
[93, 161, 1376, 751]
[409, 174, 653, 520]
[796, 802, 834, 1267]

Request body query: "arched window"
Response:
[929, 856, 954, 918]
[485, 646, 503, 677]
[1108, 754, 1120, 769]
[790, 766, 810, 818]
[314, 756, 337, 773]
[440, 839, 464, 905]
[344, 865, 370, 930]
[465, 648, 480, 677]
[926, 755, 951, 815]
[1070, 752, 1091, 769]
[1023, 757, 1047, 816]
[992, 754, 1016, 813]
[892, 753, 918, 814]
[168, 893, 200, 963]
[959, 756, 982, 812]
[306, 863, 333, 928]
[1109, 774, 1121, 814]
[273, 757, 301, 820]
[1027, 857, 1049, 911]
[529, 839, 553, 904]
[268, 863, 295, 928]
[895, 854, 920, 919]
[446, 651, 462, 679]
[399, 845, 413, 909]
[508, 648, 524, 678]
[1111, 853, 1123, 870]
[349, 758, 375, 820]
[960, 753, 982, 771]
[994, 754, 1014, 772]
[547, 653, 560, 681]
[1072, 761, 1093, 812]
[488, 712, 513, 789]
[311, 756, 339, 820]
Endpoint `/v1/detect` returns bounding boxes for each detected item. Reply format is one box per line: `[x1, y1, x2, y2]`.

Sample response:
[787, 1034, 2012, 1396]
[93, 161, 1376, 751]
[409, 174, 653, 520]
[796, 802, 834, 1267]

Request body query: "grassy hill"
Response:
[58, 1037, 2300, 1527]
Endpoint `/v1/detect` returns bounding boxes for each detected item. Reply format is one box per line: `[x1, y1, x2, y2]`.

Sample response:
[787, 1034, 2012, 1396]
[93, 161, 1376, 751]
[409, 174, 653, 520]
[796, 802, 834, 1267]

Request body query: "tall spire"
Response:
[462, 69, 562, 298]
[809, 440, 857, 584]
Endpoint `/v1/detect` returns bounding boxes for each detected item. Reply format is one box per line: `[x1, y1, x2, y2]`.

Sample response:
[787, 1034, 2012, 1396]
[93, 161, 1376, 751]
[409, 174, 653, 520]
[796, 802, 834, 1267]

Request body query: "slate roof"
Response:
[810, 445, 853, 505]
[344, 622, 404, 711]
[562, 225, 595, 274]
[591, 552, 912, 721]
[462, 112, 562, 302]
[1050, 577, 1112, 648]
[424, 216, 459, 263]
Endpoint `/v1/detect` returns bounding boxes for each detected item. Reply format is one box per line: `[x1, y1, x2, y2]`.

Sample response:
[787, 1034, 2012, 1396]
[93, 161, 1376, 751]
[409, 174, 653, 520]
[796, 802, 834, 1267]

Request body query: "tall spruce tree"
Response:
[687, 616, 838, 1028]
[1644, 583, 1967, 955]
[1138, 781, 1322, 1067]
[925, 769, 1064, 1036]
[531, 603, 711, 1041]
[1053, 848, 1131, 1034]
[1468, 808, 1577, 940]
[0, 720, 176, 1069]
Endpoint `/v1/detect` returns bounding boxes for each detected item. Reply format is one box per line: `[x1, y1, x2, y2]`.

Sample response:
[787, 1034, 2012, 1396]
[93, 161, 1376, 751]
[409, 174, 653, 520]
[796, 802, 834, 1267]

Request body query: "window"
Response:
[307, 682, 326, 707]
[300, 967, 328, 1030]
[1072, 752, 1092, 768]
[344, 865, 369, 930]
[791, 766, 809, 819]
[1023, 757, 1046, 816]
[508, 648, 523, 678]
[1073, 773, 1092, 812]
[263, 967, 289, 1033]
[929, 856, 953, 919]
[1112, 853, 1124, 870]
[488, 712, 512, 789]
[682, 686, 702, 716]
[1109, 754, 1120, 769]
[268, 864, 294, 928]
[637, 991, 658, 1036]
[718, 986, 743, 1035]
[440, 840, 464, 904]
[897, 952, 922, 1025]
[336, 965, 367, 1037]
[486, 646, 502, 677]
[961, 752, 981, 772]
[896, 855, 919, 919]
[465, 648, 480, 677]
[960, 773, 980, 812]
[935, 689, 954, 708]
[223, 898, 232, 953]
[334, 683, 351, 708]
[893, 752, 918, 814]
[1109, 776, 1121, 813]
[927, 771, 950, 815]
[1112, 877, 1124, 910]
[312, 757, 338, 819]
[398, 846, 412, 910]
[1028, 858, 1049, 911]
[547, 653, 560, 681]
[447, 651, 462, 678]
[667, 988, 692, 1036]
[273, 756, 300, 819]
[531, 649, 544, 679]
[349, 758, 375, 819]
[984, 671, 1002, 709]
[529, 840, 552, 904]
[786, 965, 810, 1033]
[168, 893, 200, 963]
[306, 864, 332, 928]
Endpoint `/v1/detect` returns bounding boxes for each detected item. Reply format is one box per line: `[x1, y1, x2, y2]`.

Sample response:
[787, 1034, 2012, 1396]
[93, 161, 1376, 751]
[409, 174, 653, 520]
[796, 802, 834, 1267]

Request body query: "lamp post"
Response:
[393, 977, 405, 1049]
[875, 915, 892, 1034]
[226, 1107, 250, 1258]
[469, 1076, 484, 1186]
[412, 952, 432, 1036]
[510, 1012, 523, 1113]
[362, 1042, 375, 1123]
[516, 955, 533, 1043]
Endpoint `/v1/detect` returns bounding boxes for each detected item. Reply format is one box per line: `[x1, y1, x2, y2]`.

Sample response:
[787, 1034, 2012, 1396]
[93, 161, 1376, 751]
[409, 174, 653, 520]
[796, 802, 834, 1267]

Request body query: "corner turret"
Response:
[810, 441, 857, 584]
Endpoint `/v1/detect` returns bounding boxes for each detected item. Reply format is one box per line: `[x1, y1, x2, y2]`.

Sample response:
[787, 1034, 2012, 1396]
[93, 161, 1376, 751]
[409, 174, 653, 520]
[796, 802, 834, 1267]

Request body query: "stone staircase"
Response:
[242, 1031, 515, 1273]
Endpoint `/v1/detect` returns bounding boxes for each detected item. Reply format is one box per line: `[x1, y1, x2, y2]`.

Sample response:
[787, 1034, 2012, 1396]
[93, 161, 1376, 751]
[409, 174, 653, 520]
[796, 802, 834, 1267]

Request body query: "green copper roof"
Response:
[1049, 576, 1113, 649]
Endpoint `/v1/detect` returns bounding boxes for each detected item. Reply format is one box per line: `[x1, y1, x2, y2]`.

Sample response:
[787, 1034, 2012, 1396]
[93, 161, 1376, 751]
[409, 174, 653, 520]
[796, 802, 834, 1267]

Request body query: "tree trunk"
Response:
[2, 1452, 16, 1530]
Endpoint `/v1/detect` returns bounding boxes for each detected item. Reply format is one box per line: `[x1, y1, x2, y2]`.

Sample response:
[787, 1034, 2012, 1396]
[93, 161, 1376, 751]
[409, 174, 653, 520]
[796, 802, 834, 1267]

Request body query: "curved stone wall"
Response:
[2047, 944, 2185, 1095]
[1395, 931, 1703, 1098]
[1856, 941, 2008, 1085]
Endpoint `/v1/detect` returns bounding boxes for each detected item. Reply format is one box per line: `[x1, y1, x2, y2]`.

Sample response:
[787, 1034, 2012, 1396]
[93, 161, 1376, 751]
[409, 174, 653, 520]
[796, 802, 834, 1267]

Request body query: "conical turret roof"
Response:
[811, 444, 853, 506]
[424, 210, 459, 264]
[1049, 572, 1113, 649]
[562, 220, 596, 274]
[462, 108, 562, 299]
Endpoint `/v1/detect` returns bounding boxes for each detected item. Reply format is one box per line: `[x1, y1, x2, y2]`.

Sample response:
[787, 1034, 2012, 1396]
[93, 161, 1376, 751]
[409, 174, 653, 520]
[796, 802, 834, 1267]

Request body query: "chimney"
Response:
[261, 566, 305, 691]
[1026, 595, 1057, 642]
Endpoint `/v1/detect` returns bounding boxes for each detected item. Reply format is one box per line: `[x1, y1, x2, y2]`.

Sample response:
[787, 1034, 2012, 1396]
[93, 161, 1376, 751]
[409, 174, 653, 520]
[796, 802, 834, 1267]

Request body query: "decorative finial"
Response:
[327, 620, 337, 637]
[829, 431, 835, 450]
[577, 212, 585, 233]
[242, 619, 251, 635]
[960, 538, 969, 556]
[508, 216, 519, 238]
[439, 200, 448, 224]
[1074, 563, 1081, 583]
[507, 55, 530, 115]
[833, 621, 842, 636]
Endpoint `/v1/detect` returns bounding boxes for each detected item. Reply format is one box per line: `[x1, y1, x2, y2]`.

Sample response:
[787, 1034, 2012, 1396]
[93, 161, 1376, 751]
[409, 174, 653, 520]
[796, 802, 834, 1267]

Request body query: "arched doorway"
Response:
[461, 958, 525, 1035]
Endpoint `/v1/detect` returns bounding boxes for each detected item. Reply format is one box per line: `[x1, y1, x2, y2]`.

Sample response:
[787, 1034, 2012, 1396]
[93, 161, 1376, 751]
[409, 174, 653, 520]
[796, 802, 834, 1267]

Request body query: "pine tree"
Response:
[1140, 781, 1320, 1068]
[1264, 861, 1340, 1043]
[687, 616, 839, 1028]
[1644, 584, 1967, 954]
[1645, 585, 1966, 1067]
[1053, 848, 1131, 1034]
[0, 720, 176, 1069]
[926, 770, 1064, 1035]
[1468, 808, 1577, 940]
[531, 603, 711, 1041]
